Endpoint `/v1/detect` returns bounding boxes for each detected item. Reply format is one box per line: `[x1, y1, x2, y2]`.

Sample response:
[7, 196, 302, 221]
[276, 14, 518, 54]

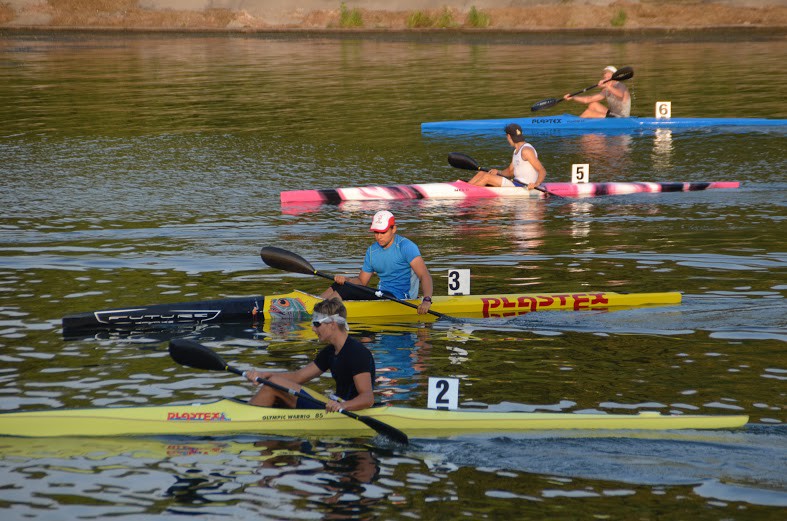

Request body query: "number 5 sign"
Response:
[571, 164, 590, 184]
[428, 377, 459, 410]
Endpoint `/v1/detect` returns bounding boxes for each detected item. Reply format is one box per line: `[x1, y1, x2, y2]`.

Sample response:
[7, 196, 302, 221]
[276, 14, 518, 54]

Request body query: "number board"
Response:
[428, 377, 459, 410]
[447, 269, 470, 295]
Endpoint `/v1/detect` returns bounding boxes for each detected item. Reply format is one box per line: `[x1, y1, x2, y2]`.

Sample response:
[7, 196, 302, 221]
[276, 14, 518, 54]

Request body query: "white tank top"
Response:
[512, 143, 539, 184]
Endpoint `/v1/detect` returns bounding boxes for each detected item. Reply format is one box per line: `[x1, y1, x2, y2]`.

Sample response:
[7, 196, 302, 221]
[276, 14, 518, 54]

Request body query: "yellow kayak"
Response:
[0, 398, 747, 438]
[273, 290, 682, 320]
[62, 289, 681, 333]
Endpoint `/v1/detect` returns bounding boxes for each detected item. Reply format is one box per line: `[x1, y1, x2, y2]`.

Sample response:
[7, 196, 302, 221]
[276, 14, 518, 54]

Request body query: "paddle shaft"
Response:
[531, 66, 634, 112]
[515, 181, 558, 198]
[237, 367, 409, 444]
[260, 246, 459, 322]
[168, 338, 408, 444]
[568, 81, 607, 99]
[316, 269, 457, 321]
[231, 367, 334, 411]
[447, 152, 562, 198]
[531, 82, 602, 112]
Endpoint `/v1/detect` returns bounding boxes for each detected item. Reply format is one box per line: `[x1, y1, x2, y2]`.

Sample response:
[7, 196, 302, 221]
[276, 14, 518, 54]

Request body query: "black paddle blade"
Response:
[169, 338, 228, 371]
[447, 152, 481, 171]
[260, 246, 316, 275]
[612, 66, 634, 81]
[530, 97, 561, 112]
[357, 415, 409, 444]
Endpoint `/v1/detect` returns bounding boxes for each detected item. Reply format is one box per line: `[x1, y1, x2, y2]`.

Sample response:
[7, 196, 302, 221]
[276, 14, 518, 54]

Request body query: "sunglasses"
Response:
[312, 319, 332, 328]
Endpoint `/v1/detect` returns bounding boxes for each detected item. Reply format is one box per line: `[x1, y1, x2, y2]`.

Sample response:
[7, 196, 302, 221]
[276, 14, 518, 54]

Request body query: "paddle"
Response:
[168, 338, 409, 444]
[447, 152, 561, 198]
[260, 246, 459, 322]
[530, 66, 634, 112]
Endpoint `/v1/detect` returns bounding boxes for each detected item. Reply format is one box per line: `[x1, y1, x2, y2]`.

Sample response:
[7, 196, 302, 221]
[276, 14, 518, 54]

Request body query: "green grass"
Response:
[406, 8, 457, 29]
[466, 6, 490, 28]
[407, 11, 434, 28]
[435, 8, 456, 29]
[339, 2, 363, 28]
[611, 9, 627, 27]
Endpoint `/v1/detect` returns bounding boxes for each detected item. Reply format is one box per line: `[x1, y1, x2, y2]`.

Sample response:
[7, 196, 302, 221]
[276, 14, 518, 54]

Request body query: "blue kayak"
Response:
[421, 113, 787, 135]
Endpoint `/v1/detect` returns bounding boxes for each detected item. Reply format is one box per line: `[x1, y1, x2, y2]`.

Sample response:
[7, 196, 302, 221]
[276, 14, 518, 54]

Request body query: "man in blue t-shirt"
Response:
[320, 210, 434, 315]
[245, 298, 376, 412]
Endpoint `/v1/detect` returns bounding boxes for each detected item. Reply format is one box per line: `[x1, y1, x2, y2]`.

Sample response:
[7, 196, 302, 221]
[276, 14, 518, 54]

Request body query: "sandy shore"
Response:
[1, 1, 786, 32]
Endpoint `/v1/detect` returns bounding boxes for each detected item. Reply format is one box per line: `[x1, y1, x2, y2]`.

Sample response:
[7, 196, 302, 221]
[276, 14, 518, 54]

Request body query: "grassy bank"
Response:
[1, 1, 786, 31]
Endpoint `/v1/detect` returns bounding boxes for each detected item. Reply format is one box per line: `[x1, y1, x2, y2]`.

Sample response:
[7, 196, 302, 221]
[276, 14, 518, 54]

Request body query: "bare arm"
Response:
[245, 361, 323, 385]
[521, 147, 547, 189]
[565, 92, 605, 104]
[326, 372, 374, 412]
[490, 160, 515, 179]
[335, 270, 373, 286]
[604, 81, 627, 101]
[410, 256, 433, 315]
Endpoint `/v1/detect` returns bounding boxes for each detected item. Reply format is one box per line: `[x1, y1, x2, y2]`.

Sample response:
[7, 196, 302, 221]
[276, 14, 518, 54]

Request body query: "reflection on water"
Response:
[1, 428, 785, 518]
[574, 133, 634, 180]
[358, 329, 432, 401]
[565, 201, 594, 239]
[652, 128, 674, 170]
[252, 440, 384, 516]
[0, 32, 785, 518]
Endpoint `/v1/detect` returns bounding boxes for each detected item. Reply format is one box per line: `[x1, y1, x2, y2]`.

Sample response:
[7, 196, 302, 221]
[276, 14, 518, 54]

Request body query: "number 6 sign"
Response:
[428, 377, 459, 410]
[656, 101, 672, 119]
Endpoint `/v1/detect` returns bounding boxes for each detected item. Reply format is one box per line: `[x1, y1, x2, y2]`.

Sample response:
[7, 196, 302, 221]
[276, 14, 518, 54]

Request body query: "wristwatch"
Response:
[422, 296, 432, 303]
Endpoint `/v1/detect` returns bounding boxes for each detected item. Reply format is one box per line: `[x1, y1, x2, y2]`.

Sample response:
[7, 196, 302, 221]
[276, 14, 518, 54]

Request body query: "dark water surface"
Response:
[0, 31, 785, 518]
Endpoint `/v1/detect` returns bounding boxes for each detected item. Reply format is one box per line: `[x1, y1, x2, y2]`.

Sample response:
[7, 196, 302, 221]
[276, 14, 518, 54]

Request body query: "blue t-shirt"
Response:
[362, 235, 422, 299]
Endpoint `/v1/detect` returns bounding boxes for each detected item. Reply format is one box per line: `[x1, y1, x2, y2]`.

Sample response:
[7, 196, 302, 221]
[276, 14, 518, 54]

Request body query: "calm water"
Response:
[0, 31, 786, 519]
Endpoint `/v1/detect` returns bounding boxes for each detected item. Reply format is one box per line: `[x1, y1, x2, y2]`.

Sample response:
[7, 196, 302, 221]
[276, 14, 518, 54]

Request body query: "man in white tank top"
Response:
[467, 123, 547, 190]
[564, 65, 631, 118]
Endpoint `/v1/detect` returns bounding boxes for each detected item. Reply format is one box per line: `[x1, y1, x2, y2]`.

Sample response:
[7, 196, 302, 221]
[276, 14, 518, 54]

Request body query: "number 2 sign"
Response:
[428, 377, 459, 410]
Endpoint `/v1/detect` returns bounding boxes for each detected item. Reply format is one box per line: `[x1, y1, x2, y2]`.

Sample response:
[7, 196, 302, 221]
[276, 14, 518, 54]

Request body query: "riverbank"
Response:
[1, 1, 786, 32]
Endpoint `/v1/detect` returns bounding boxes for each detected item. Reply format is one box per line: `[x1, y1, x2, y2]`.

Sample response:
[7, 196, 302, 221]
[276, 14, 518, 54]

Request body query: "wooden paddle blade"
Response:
[447, 152, 481, 171]
[611, 66, 634, 81]
[260, 246, 316, 275]
[531, 97, 561, 112]
[169, 338, 228, 371]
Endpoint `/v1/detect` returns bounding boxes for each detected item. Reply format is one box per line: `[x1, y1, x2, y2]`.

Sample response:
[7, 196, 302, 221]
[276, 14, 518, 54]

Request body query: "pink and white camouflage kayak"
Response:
[280, 180, 740, 204]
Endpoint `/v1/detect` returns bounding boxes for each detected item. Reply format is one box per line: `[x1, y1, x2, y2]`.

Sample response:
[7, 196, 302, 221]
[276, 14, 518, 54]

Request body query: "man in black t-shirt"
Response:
[245, 298, 376, 412]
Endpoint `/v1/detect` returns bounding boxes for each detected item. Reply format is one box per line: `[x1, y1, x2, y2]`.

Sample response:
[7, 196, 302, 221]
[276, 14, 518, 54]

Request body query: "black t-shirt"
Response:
[313, 336, 376, 401]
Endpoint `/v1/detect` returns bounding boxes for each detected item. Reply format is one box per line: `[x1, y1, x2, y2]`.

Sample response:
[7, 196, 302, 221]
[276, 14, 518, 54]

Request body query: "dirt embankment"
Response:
[1, 1, 786, 31]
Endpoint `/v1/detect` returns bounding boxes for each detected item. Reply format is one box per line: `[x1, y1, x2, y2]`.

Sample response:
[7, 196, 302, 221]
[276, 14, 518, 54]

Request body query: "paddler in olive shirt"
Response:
[564, 65, 631, 118]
